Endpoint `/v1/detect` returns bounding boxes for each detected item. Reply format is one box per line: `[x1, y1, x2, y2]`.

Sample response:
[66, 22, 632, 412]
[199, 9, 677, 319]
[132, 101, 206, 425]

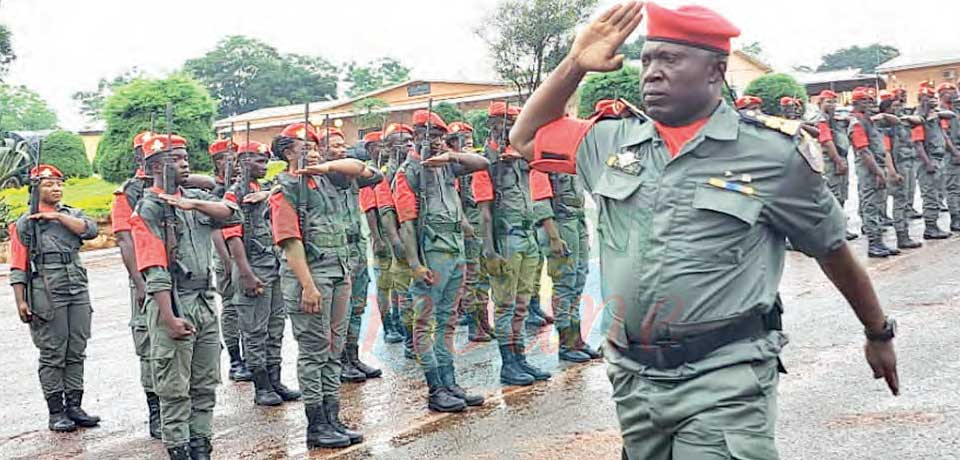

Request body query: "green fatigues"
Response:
[134, 188, 240, 447]
[273, 172, 352, 406]
[533, 173, 589, 330]
[212, 182, 241, 354]
[941, 116, 960, 224]
[885, 123, 919, 233]
[399, 159, 468, 371]
[342, 181, 372, 348]
[919, 116, 948, 226]
[370, 161, 396, 334]
[115, 177, 154, 391]
[560, 103, 845, 459]
[457, 169, 491, 323]
[850, 114, 888, 240]
[10, 205, 98, 399]
[821, 116, 850, 206]
[485, 146, 541, 349]
[226, 182, 285, 371]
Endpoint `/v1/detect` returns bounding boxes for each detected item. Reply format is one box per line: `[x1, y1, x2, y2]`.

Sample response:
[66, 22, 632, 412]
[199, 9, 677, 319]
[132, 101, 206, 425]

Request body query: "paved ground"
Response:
[1, 206, 959, 459]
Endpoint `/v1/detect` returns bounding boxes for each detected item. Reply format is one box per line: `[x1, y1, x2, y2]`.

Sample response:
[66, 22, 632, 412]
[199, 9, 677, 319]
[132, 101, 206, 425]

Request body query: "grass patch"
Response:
[0, 176, 119, 221]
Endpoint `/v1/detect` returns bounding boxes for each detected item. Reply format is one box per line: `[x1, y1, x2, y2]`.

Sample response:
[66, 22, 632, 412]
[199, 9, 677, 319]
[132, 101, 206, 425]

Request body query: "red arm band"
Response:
[529, 170, 554, 201]
[269, 191, 301, 244]
[359, 187, 377, 212]
[111, 193, 133, 233]
[531, 116, 594, 174]
[131, 214, 168, 271]
[8, 222, 27, 272]
[393, 172, 418, 223]
[851, 124, 870, 150]
[817, 121, 833, 144]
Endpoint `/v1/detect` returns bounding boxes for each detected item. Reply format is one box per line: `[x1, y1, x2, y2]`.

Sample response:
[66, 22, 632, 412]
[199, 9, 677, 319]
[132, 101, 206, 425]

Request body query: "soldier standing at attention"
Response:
[221, 141, 301, 407]
[510, 3, 900, 458]
[10, 164, 101, 433]
[475, 102, 551, 387]
[913, 83, 953, 240]
[936, 82, 960, 232]
[112, 131, 163, 438]
[130, 134, 241, 460]
[270, 122, 378, 449]
[876, 91, 923, 249]
[318, 126, 384, 382]
[815, 91, 858, 241]
[393, 110, 489, 412]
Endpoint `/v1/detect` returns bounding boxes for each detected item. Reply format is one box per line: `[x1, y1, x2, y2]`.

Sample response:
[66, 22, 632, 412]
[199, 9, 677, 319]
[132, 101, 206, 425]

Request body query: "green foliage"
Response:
[343, 57, 411, 97]
[0, 24, 15, 79]
[578, 65, 642, 117]
[0, 176, 116, 221]
[265, 161, 286, 181]
[95, 74, 217, 183]
[0, 197, 11, 239]
[744, 73, 808, 116]
[184, 36, 338, 118]
[618, 35, 646, 60]
[353, 98, 390, 129]
[817, 44, 900, 73]
[71, 68, 143, 122]
[41, 130, 92, 179]
[477, 0, 599, 93]
[433, 102, 464, 124]
[465, 109, 491, 147]
[0, 84, 58, 130]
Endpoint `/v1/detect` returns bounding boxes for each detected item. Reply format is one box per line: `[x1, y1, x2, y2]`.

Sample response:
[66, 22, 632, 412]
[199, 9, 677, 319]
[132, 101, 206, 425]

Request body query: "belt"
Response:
[426, 221, 461, 233]
[311, 233, 347, 248]
[39, 252, 73, 264]
[177, 277, 210, 291]
[616, 310, 778, 370]
[347, 234, 360, 244]
[559, 196, 584, 208]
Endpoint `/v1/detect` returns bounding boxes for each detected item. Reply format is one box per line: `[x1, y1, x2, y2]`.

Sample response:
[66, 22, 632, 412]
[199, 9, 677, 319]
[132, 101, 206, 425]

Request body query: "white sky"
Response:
[2, 0, 959, 130]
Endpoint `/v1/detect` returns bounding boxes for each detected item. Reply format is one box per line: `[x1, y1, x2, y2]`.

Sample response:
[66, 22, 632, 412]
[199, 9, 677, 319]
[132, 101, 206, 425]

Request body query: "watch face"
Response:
[888, 318, 897, 338]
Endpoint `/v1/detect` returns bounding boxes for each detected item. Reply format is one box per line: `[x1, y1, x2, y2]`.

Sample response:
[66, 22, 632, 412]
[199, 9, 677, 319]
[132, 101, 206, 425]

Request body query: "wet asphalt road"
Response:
[1, 210, 959, 459]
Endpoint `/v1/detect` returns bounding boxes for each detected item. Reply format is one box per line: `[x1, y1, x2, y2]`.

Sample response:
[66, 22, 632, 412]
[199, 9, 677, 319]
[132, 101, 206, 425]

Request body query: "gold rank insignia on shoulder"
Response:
[742, 110, 801, 136]
[796, 130, 824, 174]
[708, 177, 755, 196]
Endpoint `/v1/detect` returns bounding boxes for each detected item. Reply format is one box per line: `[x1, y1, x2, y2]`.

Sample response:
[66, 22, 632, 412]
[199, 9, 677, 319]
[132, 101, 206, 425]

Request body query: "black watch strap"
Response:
[865, 317, 896, 342]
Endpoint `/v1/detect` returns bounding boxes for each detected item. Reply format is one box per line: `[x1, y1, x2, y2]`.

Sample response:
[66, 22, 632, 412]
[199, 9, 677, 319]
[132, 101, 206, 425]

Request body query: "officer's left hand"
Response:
[28, 212, 61, 222]
[422, 153, 453, 168]
[242, 191, 272, 204]
[864, 340, 899, 396]
[159, 194, 199, 210]
[549, 237, 570, 258]
[17, 301, 32, 323]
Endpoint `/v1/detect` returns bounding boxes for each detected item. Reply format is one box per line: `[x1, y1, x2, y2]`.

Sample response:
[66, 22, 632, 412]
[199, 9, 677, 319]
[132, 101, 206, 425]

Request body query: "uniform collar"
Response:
[621, 101, 739, 149]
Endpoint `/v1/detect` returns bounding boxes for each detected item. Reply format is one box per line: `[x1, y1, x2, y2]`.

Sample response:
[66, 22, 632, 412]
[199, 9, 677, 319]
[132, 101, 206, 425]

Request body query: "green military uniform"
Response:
[10, 204, 99, 423]
[369, 161, 401, 342]
[457, 165, 492, 339]
[546, 102, 845, 458]
[885, 121, 920, 235]
[941, 114, 960, 230]
[919, 115, 948, 228]
[134, 187, 240, 450]
[381, 152, 415, 355]
[821, 114, 850, 206]
[849, 112, 888, 245]
[211, 180, 246, 379]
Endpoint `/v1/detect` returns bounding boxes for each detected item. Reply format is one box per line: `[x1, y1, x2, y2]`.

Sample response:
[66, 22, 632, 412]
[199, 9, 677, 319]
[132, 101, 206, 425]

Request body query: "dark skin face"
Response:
[447, 134, 474, 152]
[415, 127, 447, 156]
[148, 149, 191, 186]
[940, 90, 958, 107]
[781, 104, 800, 120]
[284, 139, 320, 168]
[488, 118, 515, 147]
[820, 97, 837, 116]
[365, 141, 381, 163]
[239, 154, 268, 180]
[919, 94, 938, 114]
[385, 133, 415, 161]
[640, 41, 726, 126]
[853, 98, 879, 115]
[38, 178, 63, 207]
[321, 135, 348, 161]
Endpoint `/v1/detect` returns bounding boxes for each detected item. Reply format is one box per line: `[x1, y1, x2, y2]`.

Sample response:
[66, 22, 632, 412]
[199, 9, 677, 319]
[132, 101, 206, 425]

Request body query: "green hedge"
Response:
[42, 130, 92, 179]
[743, 73, 808, 116]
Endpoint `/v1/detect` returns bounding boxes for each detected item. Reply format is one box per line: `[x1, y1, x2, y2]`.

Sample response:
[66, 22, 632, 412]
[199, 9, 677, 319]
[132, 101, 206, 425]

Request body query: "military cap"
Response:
[30, 164, 65, 180]
[645, 3, 740, 54]
[208, 139, 238, 156]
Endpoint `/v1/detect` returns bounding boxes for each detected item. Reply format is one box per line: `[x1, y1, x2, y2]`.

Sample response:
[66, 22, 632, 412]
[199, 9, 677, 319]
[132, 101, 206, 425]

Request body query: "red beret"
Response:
[412, 110, 449, 133]
[142, 134, 187, 159]
[878, 90, 896, 102]
[918, 81, 936, 97]
[645, 3, 740, 54]
[594, 99, 627, 116]
[363, 131, 382, 143]
[383, 123, 415, 137]
[237, 141, 271, 157]
[279, 122, 321, 144]
[30, 164, 64, 180]
[817, 90, 838, 99]
[937, 82, 957, 94]
[318, 127, 345, 143]
[208, 139, 238, 156]
[734, 95, 763, 110]
[893, 87, 907, 96]
[488, 101, 521, 117]
[779, 96, 798, 106]
[448, 121, 474, 134]
[133, 131, 154, 149]
[851, 88, 873, 102]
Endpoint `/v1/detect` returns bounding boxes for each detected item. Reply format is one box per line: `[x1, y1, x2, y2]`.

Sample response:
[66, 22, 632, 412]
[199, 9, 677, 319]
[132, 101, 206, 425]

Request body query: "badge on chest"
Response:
[606, 149, 643, 175]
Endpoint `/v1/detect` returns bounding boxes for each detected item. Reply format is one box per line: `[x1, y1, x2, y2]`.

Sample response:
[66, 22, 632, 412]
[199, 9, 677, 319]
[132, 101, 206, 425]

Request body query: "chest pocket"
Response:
[682, 184, 763, 263]
[592, 166, 654, 252]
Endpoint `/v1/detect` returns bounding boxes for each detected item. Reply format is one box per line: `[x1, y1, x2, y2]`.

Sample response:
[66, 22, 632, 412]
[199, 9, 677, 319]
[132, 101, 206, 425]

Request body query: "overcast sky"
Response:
[3, 0, 959, 130]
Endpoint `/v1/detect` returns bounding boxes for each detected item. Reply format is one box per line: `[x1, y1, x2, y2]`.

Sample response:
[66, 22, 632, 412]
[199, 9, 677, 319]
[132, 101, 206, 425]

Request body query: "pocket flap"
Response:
[692, 184, 762, 225]
[593, 167, 645, 201]
[724, 431, 778, 460]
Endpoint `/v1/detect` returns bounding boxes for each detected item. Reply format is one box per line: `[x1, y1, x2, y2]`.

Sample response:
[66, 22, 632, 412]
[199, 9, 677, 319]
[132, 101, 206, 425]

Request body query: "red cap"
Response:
[734, 95, 763, 110]
[893, 87, 907, 96]
[383, 123, 415, 137]
[594, 99, 627, 116]
[448, 121, 474, 134]
[318, 127, 345, 143]
[937, 82, 957, 94]
[645, 3, 741, 54]
[133, 131, 154, 149]
[878, 90, 896, 102]
[779, 96, 798, 106]
[851, 87, 873, 102]
[237, 141, 271, 157]
[30, 164, 64, 180]
[412, 110, 449, 133]
[363, 131, 382, 143]
[142, 134, 188, 159]
[279, 122, 321, 144]
[488, 101, 521, 117]
[817, 90, 838, 99]
[918, 81, 936, 97]
[208, 139, 238, 156]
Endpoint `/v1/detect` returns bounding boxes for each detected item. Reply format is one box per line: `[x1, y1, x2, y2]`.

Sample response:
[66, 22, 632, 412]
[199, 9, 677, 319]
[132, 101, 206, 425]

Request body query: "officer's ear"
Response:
[707, 53, 727, 85]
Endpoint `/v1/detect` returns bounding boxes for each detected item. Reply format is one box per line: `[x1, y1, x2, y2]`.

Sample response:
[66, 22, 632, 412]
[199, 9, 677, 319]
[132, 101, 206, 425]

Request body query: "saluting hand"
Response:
[159, 194, 199, 210]
[242, 191, 271, 204]
[28, 212, 61, 222]
[865, 340, 900, 396]
[570, 1, 644, 73]
[296, 164, 331, 176]
[422, 153, 454, 168]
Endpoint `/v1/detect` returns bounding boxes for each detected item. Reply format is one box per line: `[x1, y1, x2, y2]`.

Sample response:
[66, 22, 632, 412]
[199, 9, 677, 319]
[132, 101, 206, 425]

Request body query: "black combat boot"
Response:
[402, 322, 415, 360]
[880, 241, 900, 256]
[267, 365, 302, 401]
[909, 207, 923, 219]
[425, 369, 466, 413]
[146, 392, 161, 439]
[305, 404, 351, 449]
[348, 343, 382, 379]
[440, 365, 484, 407]
[64, 390, 100, 427]
[189, 437, 212, 460]
[525, 297, 548, 329]
[951, 215, 960, 232]
[479, 308, 496, 339]
[845, 231, 859, 241]
[923, 224, 951, 240]
[468, 315, 493, 342]
[896, 231, 922, 249]
[252, 368, 282, 406]
[498, 345, 535, 386]
[340, 349, 367, 383]
[46, 393, 76, 432]
[166, 444, 191, 460]
[323, 396, 363, 444]
[227, 346, 252, 382]
[514, 346, 551, 381]
[383, 312, 403, 344]
[558, 327, 591, 363]
[867, 237, 890, 258]
[572, 319, 602, 359]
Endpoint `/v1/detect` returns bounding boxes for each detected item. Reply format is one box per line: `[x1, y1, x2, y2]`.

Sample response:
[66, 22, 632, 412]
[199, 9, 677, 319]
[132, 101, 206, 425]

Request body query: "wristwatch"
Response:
[865, 317, 896, 342]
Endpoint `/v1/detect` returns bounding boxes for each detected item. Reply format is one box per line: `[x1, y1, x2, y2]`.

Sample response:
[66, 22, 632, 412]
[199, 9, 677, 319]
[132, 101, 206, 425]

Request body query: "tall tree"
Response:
[0, 83, 58, 130]
[817, 44, 900, 73]
[0, 24, 15, 80]
[71, 67, 143, 122]
[184, 35, 338, 118]
[343, 57, 411, 97]
[353, 98, 390, 129]
[477, 0, 599, 96]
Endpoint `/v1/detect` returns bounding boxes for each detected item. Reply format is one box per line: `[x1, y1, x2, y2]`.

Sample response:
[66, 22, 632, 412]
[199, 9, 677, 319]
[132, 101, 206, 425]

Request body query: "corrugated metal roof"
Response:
[876, 50, 960, 73]
[789, 68, 873, 85]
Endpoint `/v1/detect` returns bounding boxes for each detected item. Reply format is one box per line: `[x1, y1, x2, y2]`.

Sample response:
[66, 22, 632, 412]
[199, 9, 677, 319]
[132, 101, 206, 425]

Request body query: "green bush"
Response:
[578, 65, 642, 117]
[465, 109, 491, 148]
[0, 176, 116, 222]
[95, 73, 217, 184]
[41, 130, 92, 179]
[743, 73, 807, 116]
[433, 102, 464, 125]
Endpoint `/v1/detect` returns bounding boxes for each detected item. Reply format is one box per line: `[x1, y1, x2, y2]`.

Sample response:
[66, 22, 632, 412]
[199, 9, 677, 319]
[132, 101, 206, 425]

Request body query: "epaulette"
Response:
[739, 110, 801, 137]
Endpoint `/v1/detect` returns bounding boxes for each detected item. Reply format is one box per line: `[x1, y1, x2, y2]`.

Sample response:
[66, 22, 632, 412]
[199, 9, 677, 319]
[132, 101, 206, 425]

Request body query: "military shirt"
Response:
[111, 172, 151, 234]
[483, 144, 537, 234]
[922, 114, 947, 158]
[849, 112, 888, 165]
[393, 156, 468, 255]
[222, 181, 280, 283]
[455, 153, 488, 228]
[534, 102, 846, 376]
[886, 122, 918, 162]
[530, 170, 585, 223]
[8, 204, 98, 297]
